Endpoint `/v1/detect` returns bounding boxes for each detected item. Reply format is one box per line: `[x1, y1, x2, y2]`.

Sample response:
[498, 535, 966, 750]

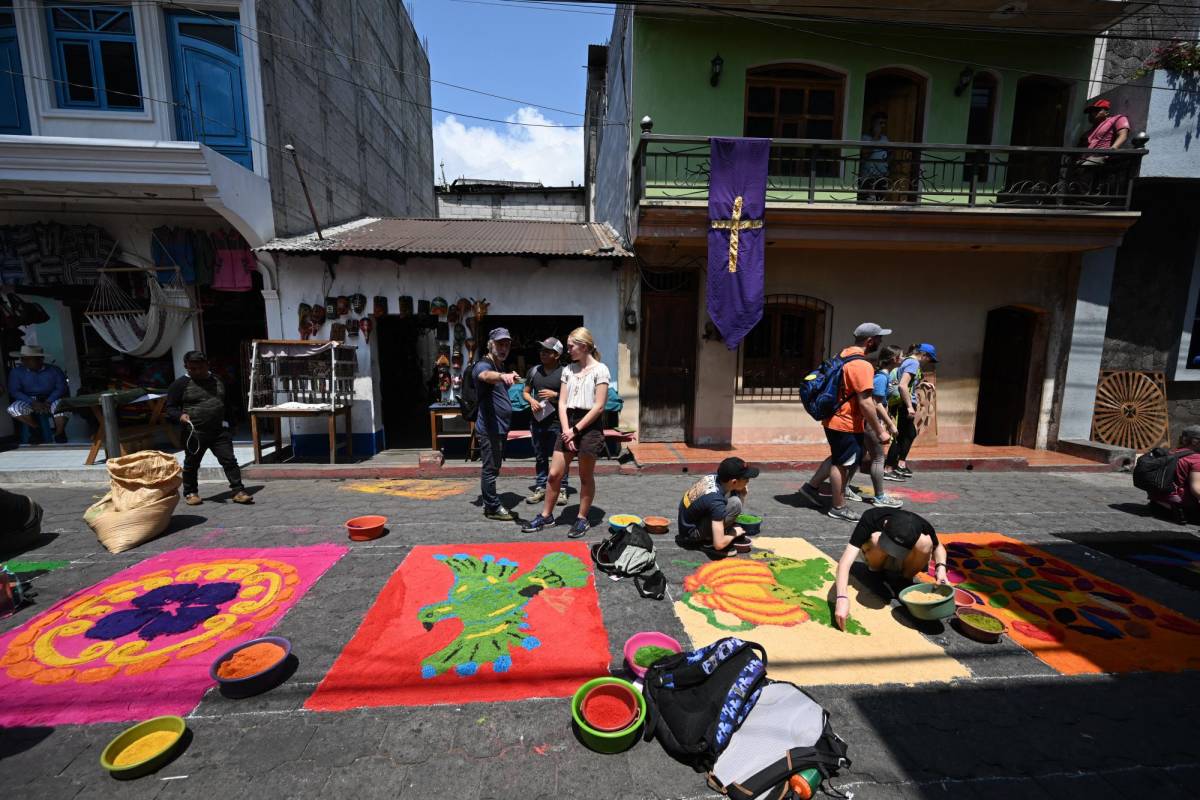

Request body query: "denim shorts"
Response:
[824, 428, 864, 467]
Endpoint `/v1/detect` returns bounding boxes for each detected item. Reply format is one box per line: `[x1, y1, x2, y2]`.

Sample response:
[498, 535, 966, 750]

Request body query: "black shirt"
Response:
[525, 363, 564, 425]
[849, 507, 938, 550]
[165, 374, 235, 433]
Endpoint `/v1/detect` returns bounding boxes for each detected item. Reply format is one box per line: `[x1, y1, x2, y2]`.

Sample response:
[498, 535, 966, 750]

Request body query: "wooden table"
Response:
[250, 405, 353, 464]
[85, 395, 180, 465]
[430, 406, 474, 458]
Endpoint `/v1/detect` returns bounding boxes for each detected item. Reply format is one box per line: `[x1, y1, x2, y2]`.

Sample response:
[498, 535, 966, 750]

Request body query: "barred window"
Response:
[737, 294, 832, 399]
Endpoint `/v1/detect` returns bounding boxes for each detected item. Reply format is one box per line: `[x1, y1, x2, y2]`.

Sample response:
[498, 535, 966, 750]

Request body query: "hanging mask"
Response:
[336, 296, 350, 317]
[454, 323, 466, 342]
[299, 303, 312, 325]
[310, 303, 326, 326]
[418, 299, 431, 315]
[431, 296, 449, 316]
[298, 320, 312, 340]
[447, 304, 460, 324]
[330, 322, 347, 342]
[373, 296, 388, 316]
[399, 295, 413, 317]
[473, 298, 490, 319]
[361, 316, 373, 343]
[455, 297, 471, 319]
[351, 293, 367, 315]
[346, 318, 360, 338]
[325, 296, 337, 318]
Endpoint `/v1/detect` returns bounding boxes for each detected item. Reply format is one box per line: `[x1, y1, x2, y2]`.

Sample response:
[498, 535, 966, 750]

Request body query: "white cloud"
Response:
[433, 107, 583, 187]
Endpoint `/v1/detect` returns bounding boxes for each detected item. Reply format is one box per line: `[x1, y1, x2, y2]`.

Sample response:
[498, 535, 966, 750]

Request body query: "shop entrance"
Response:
[974, 305, 1047, 447]
[377, 315, 435, 449]
[199, 282, 267, 439]
[639, 269, 697, 442]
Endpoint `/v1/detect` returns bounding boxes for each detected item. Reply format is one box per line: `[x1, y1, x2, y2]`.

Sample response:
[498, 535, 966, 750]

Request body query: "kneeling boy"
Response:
[676, 457, 759, 554]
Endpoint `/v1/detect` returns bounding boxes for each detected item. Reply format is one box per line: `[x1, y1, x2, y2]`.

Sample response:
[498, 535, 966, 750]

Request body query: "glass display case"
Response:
[247, 340, 356, 412]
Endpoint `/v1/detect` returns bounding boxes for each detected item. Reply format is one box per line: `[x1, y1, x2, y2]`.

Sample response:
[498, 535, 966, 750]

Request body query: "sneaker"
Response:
[844, 486, 865, 503]
[556, 490, 568, 507]
[883, 471, 908, 482]
[896, 466, 914, 477]
[869, 493, 904, 508]
[521, 513, 556, 533]
[231, 491, 254, 505]
[798, 483, 824, 508]
[184, 494, 203, 506]
[567, 518, 591, 539]
[827, 505, 860, 522]
[526, 487, 546, 504]
[53, 432, 68, 444]
[484, 507, 516, 521]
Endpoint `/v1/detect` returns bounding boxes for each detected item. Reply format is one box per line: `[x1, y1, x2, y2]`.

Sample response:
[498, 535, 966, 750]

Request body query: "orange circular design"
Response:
[76, 665, 122, 683]
[32, 667, 76, 685]
[277, 587, 295, 603]
[283, 574, 299, 587]
[7, 661, 42, 679]
[11, 628, 39, 647]
[1, 645, 32, 667]
[220, 621, 256, 640]
[123, 654, 171, 677]
[176, 640, 218, 660]
[251, 604, 279, 621]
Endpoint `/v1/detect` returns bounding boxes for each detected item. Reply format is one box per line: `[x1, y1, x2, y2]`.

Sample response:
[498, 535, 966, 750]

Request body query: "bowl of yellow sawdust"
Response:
[100, 715, 187, 779]
[898, 584, 956, 621]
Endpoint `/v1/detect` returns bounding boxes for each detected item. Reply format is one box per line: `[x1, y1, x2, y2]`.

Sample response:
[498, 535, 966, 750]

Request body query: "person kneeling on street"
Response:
[831, 506, 948, 631]
[675, 457, 759, 556]
[165, 351, 252, 506]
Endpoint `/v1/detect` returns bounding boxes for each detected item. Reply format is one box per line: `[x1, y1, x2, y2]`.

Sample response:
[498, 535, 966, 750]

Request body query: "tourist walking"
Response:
[524, 337, 569, 507]
[885, 343, 938, 481]
[472, 328, 520, 521]
[165, 351, 252, 505]
[862, 345, 903, 507]
[522, 327, 610, 538]
[798, 323, 892, 522]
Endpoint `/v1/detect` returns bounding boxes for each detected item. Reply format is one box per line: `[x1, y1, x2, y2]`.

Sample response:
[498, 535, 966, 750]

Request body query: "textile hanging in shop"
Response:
[0, 223, 117, 286]
[211, 229, 255, 292]
[85, 269, 197, 358]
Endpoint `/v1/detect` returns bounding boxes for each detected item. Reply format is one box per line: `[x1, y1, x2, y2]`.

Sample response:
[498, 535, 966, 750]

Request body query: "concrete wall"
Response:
[652, 248, 1077, 445]
[275, 253, 622, 453]
[1102, 0, 1200, 85]
[436, 189, 586, 222]
[257, 0, 435, 236]
[591, 7, 634, 242]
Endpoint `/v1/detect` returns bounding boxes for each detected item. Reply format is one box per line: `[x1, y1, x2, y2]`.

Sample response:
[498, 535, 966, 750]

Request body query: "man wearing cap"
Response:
[6, 345, 70, 444]
[676, 457, 760, 555]
[165, 351, 252, 505]
[831, 506, 948, 632]
[523, 337, 570, 507]
[1080, 99, 1130, 155]
[473, 328, 520, 521]
[1147, 425, 1200, 524]
[799, 324, 892, 522]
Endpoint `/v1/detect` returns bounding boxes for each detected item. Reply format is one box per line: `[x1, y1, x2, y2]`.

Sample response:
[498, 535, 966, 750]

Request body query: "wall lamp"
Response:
[640, 115, 654, 134]
[954, 67, 975, 97]
[710, 54, 724, 87]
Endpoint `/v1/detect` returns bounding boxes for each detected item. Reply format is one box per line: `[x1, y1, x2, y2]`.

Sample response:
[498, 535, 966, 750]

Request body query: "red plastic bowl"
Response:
[580, 681, 640, 732]
[346, 515, 387, 541]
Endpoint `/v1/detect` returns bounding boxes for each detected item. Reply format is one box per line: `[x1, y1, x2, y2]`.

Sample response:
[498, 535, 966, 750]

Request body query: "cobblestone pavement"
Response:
[2, 469, 1198, 799]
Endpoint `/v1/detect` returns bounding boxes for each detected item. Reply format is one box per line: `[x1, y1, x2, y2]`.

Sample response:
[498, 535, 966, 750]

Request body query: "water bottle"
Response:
[788, 768, 821, 799]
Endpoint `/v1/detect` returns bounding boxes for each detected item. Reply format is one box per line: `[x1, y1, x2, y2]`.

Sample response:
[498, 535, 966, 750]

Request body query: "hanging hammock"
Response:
[85, 268, 196, 359]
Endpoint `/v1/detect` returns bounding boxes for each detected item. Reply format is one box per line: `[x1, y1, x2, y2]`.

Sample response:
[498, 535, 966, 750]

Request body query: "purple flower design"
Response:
[85, 582, 240, 641]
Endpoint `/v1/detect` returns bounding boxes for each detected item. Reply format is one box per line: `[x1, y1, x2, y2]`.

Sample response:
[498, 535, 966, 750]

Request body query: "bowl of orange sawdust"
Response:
[100, 715, 188, 779]
[209, 636, 292, 697]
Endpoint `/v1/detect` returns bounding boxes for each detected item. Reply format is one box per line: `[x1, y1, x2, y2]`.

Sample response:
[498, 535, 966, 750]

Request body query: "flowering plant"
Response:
[1133, 39, 1200, 78]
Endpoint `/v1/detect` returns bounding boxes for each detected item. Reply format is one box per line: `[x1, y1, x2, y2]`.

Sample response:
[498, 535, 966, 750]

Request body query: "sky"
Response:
[412, 0, 615, 187]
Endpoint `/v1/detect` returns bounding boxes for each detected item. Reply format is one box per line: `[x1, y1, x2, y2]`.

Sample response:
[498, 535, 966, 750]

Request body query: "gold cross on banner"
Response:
[710, 195, 763, 273]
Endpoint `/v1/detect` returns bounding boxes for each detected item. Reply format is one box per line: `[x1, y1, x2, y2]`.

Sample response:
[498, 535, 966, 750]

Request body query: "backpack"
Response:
[1133, 447, 1193, 494]
[799, 354, 866, 422]
[590, 523, 666, 599]
[709, 681, 851, 800]
[641, 637, 769, 771]
[458, 355, 494, 422]
[887, 359, 922, 409]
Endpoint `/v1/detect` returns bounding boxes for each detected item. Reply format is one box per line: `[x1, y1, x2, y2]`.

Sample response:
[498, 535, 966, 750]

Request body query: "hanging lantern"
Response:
[351, 293, 367, 315]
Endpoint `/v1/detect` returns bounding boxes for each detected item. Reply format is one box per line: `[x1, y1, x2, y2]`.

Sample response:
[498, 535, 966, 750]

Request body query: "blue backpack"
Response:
[799, 354, 866, 422]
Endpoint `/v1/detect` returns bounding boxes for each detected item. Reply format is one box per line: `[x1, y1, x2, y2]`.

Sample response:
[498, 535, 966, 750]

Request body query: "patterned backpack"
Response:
[641, 638, 768, 771]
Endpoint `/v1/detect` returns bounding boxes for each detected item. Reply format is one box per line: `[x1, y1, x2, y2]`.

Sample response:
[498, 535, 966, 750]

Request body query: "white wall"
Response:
[275, 254, 623, 446]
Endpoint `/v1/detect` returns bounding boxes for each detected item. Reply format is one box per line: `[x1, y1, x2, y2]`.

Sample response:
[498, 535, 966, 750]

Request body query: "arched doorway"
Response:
[862, 69, 927, 201]
[973, 305, 1048, 447]
[1007, 76, 1072, 194]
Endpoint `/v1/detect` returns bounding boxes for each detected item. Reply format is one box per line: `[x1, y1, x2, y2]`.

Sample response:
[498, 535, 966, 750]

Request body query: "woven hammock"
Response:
[85, 270, 196, 359]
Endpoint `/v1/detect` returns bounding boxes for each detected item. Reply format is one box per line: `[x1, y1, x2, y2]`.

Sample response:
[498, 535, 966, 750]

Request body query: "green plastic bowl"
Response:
[570, 677, 646, 754]
[100, 715, 187, 780]
[735, 514, 763, 535]
[898, 583, 956, 621]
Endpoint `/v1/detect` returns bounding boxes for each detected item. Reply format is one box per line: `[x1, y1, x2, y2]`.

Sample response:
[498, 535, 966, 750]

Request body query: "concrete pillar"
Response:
[1058, 247, 1117, 441]
[690, 279, 736, 445]
[616, 263, 641, 431]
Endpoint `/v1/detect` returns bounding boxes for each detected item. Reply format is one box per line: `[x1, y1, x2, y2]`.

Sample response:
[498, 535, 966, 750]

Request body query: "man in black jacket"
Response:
[165, 351, 252, 505]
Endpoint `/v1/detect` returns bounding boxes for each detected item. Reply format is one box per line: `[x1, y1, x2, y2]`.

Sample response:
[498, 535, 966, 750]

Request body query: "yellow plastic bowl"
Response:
[100, 715, 187, 779]
[608, 514, 643, 530]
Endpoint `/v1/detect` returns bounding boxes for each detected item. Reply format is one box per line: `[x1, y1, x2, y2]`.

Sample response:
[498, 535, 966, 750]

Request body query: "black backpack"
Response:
[641, 637, 768, 771]
[1133, 448, 1194, 493]
[458, 355, 493, 422]
[590, 523, 667, 600]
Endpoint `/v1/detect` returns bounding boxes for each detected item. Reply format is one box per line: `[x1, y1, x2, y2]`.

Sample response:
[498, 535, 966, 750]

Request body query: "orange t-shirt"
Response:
[824, 346, 874, 433]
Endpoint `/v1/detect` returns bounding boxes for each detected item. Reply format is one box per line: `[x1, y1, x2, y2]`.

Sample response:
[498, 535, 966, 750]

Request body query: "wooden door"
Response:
[974, 307, 1037, 446]
[640, 290, 697, 442]
[1008, 77, 1070, 193]
[862, 70, 926, 202]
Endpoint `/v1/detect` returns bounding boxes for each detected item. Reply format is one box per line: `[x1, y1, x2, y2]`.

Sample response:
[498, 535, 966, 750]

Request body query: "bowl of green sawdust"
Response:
[954, 607, 1007, 643]
[622, 631, 682, 679]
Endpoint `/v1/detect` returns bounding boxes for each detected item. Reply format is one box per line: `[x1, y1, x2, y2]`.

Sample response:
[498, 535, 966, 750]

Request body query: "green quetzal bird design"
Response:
[417, 551, 589, 679]
[752, 553, 869, 636]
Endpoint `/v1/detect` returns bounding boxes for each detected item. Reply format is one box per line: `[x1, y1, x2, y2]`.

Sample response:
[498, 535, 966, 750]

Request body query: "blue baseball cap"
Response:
[488, 327, 512, 342]
[917, 343, 938, 362]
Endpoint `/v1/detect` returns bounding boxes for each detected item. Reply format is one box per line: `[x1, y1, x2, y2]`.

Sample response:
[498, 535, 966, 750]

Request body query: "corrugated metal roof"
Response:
[258, 217, 631, 259]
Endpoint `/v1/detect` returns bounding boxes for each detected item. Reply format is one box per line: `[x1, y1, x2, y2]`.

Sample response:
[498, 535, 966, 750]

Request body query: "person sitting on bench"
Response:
[6, 345, 69, 444]
[675, 457, 759, 556]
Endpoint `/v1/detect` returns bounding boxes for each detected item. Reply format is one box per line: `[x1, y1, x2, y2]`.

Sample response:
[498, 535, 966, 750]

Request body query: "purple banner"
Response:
[707, 137, 769, 350]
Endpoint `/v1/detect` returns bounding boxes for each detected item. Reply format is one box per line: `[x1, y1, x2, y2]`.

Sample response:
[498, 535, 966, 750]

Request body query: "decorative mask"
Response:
[431, 296, 449, 316]
[346, 318, 360, 338]
[325, 297, 337, 318]
[473, 298, 489, 319]
[454, 323, 466, 342]
[310, 303, 326, 326]
[298, 303, 311, 325]
[351, 293, 367, 315]
[360, 316, 373, 342]
[336, 296, 350, 317]
[417, 299, 431, 315]
[447, 304, 460, 324]
[298, 320, 312, 340]
[373, 296, 388, 317]
[330, 322, 347, 342]
[455, 297, 471, 319]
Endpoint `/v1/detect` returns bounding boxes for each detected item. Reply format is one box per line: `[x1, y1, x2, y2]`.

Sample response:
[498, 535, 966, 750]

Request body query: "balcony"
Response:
[634, 134, 1146, 212]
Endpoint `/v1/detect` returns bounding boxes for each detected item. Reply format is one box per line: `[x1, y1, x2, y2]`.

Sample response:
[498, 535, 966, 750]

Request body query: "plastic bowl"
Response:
[571, 677, 646, 753]
[955, 608, 1006, 643]
[733, 536, 753, 554]
[346, 515, 387, 541]
[607, 514, 643, 533]
[642, 516, 671, 534]
[898, 583, 957, 621]
[100, 715, 187, 779]
[580, 681, 640, 732]
[622, 631, 682, 678]
[210, 636, 292, 695]
[735, 514, 763, 535]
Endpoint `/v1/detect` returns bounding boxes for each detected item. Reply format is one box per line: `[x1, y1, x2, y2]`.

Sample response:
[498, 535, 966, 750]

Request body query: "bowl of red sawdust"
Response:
[571, 677, 646, 753]
[210, 636, 292, 696]
[100, 715, 189, 779]
[346, 515, 388, 541]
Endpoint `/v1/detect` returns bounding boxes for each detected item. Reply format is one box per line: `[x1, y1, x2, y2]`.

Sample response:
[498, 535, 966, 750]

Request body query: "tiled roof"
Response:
[257, 218, 631, 259]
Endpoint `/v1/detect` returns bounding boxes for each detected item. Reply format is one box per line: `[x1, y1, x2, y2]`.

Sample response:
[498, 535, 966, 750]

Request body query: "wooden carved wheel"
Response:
[1091, 370, 1168, 450]
[914, 381, 937, 437]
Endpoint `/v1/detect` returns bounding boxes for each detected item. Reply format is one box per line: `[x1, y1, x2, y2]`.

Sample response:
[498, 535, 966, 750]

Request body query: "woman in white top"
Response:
[522, 327, 610, 538]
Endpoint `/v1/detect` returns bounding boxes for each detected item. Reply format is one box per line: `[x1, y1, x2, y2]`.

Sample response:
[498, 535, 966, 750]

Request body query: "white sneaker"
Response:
[870, 493, 904, 508]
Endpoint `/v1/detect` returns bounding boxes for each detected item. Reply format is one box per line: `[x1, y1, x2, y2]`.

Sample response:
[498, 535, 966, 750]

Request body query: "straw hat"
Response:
[9, 345, 45, 359]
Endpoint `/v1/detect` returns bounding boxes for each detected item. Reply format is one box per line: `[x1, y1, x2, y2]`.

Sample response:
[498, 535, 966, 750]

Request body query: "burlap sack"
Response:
[85, 450, 182, 553]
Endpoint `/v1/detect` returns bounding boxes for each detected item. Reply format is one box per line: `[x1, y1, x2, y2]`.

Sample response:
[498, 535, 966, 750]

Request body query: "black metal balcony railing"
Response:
[633, 134, 1145, 211]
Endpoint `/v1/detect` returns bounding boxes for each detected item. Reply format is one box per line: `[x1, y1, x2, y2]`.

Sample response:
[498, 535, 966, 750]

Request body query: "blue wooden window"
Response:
[2, 6, 32, 134]
[46, 5, 142, 110]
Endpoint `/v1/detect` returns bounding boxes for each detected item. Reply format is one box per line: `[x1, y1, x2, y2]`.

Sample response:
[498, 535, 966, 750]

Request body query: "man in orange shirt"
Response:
[799, 323, 893, 521]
